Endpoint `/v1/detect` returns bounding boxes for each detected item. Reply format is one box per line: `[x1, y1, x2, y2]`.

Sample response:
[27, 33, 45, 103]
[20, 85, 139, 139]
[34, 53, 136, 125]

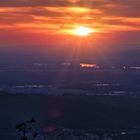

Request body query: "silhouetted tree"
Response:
[16, 118, 38, 140]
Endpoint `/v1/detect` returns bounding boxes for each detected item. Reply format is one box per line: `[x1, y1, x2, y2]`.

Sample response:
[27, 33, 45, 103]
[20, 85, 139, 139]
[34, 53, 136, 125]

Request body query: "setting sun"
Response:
[73, 26, 93, 36]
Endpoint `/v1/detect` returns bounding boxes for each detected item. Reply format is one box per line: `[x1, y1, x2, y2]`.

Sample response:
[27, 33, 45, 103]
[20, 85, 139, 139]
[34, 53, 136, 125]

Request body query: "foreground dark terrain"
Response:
[1, 93, 140, 139]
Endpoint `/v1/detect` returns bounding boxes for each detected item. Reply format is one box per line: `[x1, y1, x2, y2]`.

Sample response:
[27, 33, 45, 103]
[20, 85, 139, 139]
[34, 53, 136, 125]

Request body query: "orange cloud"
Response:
[0, 0, 139, 46]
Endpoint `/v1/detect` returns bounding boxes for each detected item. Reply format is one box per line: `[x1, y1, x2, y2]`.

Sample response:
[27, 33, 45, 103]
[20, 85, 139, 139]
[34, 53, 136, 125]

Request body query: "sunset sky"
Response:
[0, 0, 139, 47]
[0, 0, 139, 70]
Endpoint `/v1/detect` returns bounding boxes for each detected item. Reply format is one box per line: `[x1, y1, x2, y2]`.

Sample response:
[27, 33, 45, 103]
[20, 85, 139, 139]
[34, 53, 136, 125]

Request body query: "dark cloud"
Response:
[0, 0, 72, 7]
[0, 0, 139, 17]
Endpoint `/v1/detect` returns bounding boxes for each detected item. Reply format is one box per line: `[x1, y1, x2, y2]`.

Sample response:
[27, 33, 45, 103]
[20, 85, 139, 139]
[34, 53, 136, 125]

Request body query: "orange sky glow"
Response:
[0, 0, 140, 46]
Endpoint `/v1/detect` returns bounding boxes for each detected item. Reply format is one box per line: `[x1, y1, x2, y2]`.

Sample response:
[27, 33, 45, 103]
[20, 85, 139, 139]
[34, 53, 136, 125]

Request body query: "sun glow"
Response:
[73, 26, 93, 36]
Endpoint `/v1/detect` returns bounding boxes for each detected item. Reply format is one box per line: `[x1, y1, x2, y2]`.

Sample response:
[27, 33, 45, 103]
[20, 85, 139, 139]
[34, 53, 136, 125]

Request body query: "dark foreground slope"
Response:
[0, 93, 140, 139]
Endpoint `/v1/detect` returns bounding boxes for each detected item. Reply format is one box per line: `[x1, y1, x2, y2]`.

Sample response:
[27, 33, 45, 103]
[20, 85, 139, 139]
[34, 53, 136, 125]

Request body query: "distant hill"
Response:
[1, 93, 140, 139]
